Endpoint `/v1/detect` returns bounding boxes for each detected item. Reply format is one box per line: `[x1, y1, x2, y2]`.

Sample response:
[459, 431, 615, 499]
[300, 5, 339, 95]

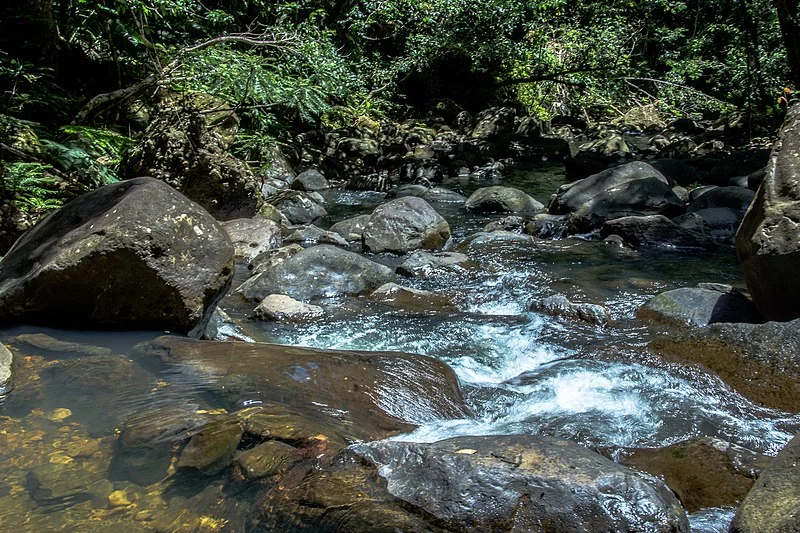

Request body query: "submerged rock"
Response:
[363, 197, 451, 254]
[260, 435, 688, 532]
[737, 103, 800, 321]
[237, 245, 394, 302]
[133, 336, 468, 440]
[0, 177, 234, 337]
[234, 440, 301, 479]
[177, 417, 243, 475]
[638, 285, 762, 327]
[0, 342, 11, 393]
[731, 434, 800, 532]
[9, 333, 112, 356]
[369, 282, 456, 315]
[396, 250, 473, 278]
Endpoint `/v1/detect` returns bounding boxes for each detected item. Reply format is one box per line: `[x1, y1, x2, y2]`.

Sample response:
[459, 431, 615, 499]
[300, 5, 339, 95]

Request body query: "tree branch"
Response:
[495, 66, 612, 88]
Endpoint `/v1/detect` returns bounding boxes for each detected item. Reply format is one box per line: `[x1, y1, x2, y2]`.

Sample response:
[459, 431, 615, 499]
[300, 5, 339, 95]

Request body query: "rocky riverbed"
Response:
[0, 103, 799, 531]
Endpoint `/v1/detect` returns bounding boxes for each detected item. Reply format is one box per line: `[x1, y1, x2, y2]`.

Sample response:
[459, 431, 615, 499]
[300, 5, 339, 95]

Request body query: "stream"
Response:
[1, 163, 799, 531]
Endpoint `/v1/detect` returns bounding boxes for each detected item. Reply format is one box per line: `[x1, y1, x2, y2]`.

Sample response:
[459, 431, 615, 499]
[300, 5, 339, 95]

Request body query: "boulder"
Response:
[329, 214, 371, 242]
[620, 437, 770, 513]
[369, 283, 457, 315]
[237, 245, 394, 302]
[549, 162, 685, 232]
[133, 336, 469, 439]
[470, 107, 516, 140]
[221, 218, 281, 263]
[730, 434, 800, 532]
[259, 435, 688, 531]
[673, 207, 743, 243]
[638, 284, 762, 327]
[265, 190, 327, 225]
[650, 158, 703, 187]
[290, 168, 329, 192]
[234, 440, 301, 479]
[0, 177, 234, 337]
[396, 251, 474, 278]
[531, 294, 611, 326]
[688, 185, 755, 215]
[253, 294, 323, 322]
[600, 215, 715, 250]
[284, 225, 348, 247]
[483, 215, 525, 233]
[0, 342, 12, 394]
[363, 197, 451, 254]
[576, 131, 632, 160]
[176, 417, 243, 475]
[10, 332, 112, 356]
[649, 318, 800, 411]
[464, 186, 544, 214]
[736, 103, 800, 321]
[120, 94, 261, 219]
[386, 184, 467, 204]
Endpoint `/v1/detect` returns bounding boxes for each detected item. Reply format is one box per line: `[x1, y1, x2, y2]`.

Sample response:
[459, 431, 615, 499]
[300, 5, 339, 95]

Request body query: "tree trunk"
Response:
[774, 0, 800, 88]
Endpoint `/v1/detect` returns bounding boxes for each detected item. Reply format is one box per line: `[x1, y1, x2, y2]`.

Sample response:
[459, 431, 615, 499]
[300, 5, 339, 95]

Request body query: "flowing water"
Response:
[1, 164, 799, 531]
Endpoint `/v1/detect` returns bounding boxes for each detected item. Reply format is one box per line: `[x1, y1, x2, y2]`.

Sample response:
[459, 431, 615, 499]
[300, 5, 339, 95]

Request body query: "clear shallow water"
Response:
[1, 166, 798, 531]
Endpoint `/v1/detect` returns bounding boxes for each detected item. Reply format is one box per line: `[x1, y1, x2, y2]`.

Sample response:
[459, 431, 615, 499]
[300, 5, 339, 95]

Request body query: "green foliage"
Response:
[0, 162, 63, 213]
[0, 51, 73, 120]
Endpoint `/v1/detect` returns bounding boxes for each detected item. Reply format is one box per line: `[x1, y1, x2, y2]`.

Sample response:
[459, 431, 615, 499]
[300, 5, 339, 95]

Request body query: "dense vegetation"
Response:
[0, 0, 797, 227]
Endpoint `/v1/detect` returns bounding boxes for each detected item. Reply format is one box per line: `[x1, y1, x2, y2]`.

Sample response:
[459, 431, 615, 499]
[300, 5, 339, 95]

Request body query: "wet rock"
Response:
[0, 342, 11, 393]
[120, 95, 261, 219]
[42, 354, 150, 394]
[650, 318, 800, 411]
[261, 435, 688, 532]
[730, 434, 800, 532]
[614, 105, 665, 132]
[638, 285, 762, 327]
[483, 215, 525, 233]
[177, 417, 243, 475]
[234, 440, 301, 479]
[456, 231, 535, 254]
[688, 185, 754, 215]
[524, 213, 570, 239]
[550, 162, 684, 232]
[651, 158, 703, 187]
[265, 190, 327, 225]
[673, 207, 743, 243]
[237, 245, 394, 302]
[577, 131, 632, 160]
[386, 184, 466, 204]
[0, 177, 234, 337]
[290, 169, 329, 192]
[329, 214, 371, 242]
[531, 294, 611, 326]
[284, 225, 348, 247]
[203, 306, 253, 342]
[369, 283, 456, 315]
[600, 215, 715, 250]
[363, 197, 451, 254]
[253, 294, 323, 322]
[10, 333, 112, 356]
[249, 244, 304, 275]
[109, 405, 214, 485]
[133, 336, 469, 440]
[396, 251, 473, 278]
[221, 218, 282, 263]
[464, 186, 544, 214]
[736, 103, 800, 321]
[620, 437, 770, 513]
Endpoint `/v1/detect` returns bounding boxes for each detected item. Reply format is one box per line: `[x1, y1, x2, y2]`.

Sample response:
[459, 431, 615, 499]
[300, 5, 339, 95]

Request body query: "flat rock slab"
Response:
[133, 336, 468, 441]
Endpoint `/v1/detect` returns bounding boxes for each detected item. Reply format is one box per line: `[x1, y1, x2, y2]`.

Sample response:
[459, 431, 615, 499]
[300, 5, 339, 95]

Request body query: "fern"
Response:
[1, 162, 64, 213]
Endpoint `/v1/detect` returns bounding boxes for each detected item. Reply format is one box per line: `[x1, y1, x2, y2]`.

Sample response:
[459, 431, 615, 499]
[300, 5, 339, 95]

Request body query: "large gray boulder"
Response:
[0, 177, 234, 337]
[737, 103, 800, 321]
[731, 434, 800, 532]
[259, 435, 688, 532]
[550, 162, 684, 232]
[363, 197, 451, 254]
[237, 244, 394, 301]
[600, 215, 715, 250]
[464, 186, 544, 214]
[638, 284, 762, 327]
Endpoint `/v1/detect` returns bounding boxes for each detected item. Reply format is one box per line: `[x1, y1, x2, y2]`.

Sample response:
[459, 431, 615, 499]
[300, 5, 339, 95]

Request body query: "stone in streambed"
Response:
[369, 283, 456, 315]
[464, 186, 544, 214]
[253, 294, 323, 322]
[363, 197, 451, 254]
[176, 417, 243, 475]
[396, 250, 474, 278]
[731, 434, 800, 532]
[531, 294, 611, 326]
[237, 245, 394, 302]
[638, 284, 762, 327]
[10, 333, 113, 356]
[0, 177, 234, 337]
[234, 440, 301, 479]
[600, 215, 715, 250]
[221, 217, 282, 263]
[0, 342, 13, 393]
[284, 224, 348, 246]
[258, 435, 688, 532]
[329, 214, 371, 242]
